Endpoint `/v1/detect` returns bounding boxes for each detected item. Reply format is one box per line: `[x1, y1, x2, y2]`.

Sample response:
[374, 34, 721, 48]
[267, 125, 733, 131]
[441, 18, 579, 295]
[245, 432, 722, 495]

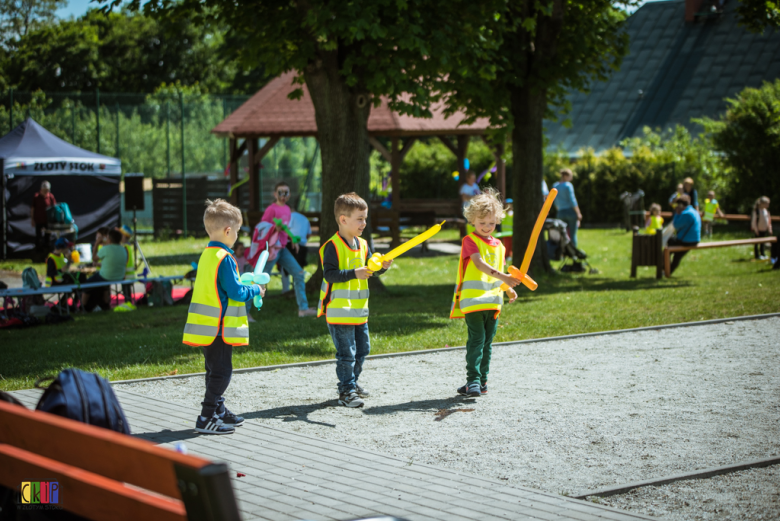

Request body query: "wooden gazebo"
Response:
[212, 71, 501, 242]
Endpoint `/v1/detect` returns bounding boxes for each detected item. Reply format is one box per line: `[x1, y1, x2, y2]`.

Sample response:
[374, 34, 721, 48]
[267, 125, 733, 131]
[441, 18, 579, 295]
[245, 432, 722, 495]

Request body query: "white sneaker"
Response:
[247, 315, 256, 323]
[92, 306, 102, 312]
[298, 308, 317, 317]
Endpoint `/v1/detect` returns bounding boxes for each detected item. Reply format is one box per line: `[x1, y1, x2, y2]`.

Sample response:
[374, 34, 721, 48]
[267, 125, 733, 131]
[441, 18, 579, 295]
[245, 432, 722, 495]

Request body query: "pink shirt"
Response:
[262, 203, 292, 247]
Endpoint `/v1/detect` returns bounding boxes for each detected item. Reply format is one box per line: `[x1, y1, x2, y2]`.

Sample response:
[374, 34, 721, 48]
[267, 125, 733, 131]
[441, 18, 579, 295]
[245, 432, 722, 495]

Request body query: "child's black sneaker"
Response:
[219, 408, 244, 427]
[457, 382, 481, 397]
[195, 415, 235, 435]
[339, 391, 365, 408]
[355, 383, 370, 398]
[480, 383, 488, 395]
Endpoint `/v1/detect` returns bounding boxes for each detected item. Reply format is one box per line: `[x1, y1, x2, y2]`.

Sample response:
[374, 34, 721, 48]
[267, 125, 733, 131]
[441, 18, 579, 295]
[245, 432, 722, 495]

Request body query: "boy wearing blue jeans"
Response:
[183, 199, 265, 434]
[318, 193, 392, 407]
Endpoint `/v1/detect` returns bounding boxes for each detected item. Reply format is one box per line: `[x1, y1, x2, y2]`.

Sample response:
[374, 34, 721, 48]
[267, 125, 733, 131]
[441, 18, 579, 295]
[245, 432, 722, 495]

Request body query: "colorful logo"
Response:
[21, 482, 59, 505]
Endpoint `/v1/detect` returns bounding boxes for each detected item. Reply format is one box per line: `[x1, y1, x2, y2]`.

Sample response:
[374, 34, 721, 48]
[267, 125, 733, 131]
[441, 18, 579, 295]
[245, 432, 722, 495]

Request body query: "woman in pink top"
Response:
[258, 182, 315, 316]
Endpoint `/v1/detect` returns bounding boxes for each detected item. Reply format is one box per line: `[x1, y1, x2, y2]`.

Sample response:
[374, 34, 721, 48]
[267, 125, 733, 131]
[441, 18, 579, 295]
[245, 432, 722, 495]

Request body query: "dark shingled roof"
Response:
[544, 0, 780, 156]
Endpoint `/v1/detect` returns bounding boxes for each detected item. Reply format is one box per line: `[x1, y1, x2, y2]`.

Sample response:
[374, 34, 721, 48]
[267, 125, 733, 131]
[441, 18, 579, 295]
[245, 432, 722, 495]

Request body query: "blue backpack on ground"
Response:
[36, 368, 131, 434]
[46, 202, 74, 225]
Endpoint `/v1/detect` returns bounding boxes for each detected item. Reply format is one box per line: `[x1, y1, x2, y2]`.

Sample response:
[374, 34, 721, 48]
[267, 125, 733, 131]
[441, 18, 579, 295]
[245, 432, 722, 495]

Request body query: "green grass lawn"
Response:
[2, 228, 778, 391]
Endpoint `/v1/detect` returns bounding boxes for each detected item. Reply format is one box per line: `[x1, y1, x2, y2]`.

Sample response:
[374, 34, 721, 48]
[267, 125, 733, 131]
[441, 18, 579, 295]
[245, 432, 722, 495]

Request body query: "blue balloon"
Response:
[464, 158, 470, 170]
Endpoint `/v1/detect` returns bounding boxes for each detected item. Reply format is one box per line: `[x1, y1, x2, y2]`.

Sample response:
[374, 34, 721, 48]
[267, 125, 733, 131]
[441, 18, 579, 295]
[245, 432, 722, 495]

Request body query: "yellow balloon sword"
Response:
[500, 188, 558, 292]
[367, 221, 446, 272]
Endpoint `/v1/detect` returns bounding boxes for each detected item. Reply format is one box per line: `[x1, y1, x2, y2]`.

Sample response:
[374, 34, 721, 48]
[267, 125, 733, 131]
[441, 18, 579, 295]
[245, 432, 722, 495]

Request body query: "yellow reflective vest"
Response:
[182, 247, 249, 346]
[123, 244, 134, 277]
[46, 253, 66, 286]
[318, 233, 370, 325]
[450, 233, 505, 319]
[703, 198, 719, 222]
[646, 214, 664, 235]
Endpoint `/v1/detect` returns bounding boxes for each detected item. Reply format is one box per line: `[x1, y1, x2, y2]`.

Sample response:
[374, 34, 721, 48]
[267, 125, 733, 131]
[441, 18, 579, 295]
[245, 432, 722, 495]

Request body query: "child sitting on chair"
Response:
[645, 203, 664, 235]
[82, 229, 127, 311]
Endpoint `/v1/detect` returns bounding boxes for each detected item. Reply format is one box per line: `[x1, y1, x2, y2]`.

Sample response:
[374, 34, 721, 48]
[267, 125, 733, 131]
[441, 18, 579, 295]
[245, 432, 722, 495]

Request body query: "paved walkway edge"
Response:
[573, 456, 780, 499]
[111, 312, 780, 385]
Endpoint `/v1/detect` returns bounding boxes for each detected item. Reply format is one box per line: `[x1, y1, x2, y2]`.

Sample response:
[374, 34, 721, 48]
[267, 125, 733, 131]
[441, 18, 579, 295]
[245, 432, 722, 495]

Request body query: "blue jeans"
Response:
[558, 207, 579, 248]
[264, 247, 309, 311]
[327, 322, 370, 394]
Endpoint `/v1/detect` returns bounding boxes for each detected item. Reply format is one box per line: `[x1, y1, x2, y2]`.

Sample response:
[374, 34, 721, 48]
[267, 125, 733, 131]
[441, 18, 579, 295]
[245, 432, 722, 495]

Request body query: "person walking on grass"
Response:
[701, 190, 725, 239]
[751, 196, 772, 260]
[667, 194, 701, 276]
[183, 199, 265, 435]
[552, 169, 583, 248]
[318, 193, 392, 408]
[450, 188, 519, 397]
[260, 181, 316, 317]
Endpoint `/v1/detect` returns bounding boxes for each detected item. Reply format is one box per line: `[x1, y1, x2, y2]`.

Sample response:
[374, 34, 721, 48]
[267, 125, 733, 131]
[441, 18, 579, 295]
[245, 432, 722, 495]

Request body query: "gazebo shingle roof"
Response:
[212, 71, 489, 138]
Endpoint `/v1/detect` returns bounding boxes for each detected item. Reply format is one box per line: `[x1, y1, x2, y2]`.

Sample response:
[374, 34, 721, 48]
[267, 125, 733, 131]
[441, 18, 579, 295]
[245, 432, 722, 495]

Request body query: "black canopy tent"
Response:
[1, 118, 122, 259]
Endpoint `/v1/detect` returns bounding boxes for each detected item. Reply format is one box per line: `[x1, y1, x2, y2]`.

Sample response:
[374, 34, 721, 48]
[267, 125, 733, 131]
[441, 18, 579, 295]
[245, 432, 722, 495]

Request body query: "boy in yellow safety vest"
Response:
[45, 237, 74, 286]
[451, 188, 519, 397]
[183, 199, 265, 434]
[701, 190, 725, 238]
[318, 193, 392, 408]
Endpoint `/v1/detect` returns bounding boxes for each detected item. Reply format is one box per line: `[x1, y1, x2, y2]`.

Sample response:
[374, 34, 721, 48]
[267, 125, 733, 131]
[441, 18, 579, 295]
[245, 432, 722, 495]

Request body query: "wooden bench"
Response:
[631, 232, 664, 279]
[653, 211, 780, 223]
[0, 400, 240, 521]
[663, 237, 777, 277]
[399, 199, 466, 237]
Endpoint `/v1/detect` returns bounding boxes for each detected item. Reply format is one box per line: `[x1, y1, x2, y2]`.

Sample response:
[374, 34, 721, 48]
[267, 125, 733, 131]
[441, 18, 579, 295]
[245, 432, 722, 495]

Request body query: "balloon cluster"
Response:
[451, 158, 470, 182]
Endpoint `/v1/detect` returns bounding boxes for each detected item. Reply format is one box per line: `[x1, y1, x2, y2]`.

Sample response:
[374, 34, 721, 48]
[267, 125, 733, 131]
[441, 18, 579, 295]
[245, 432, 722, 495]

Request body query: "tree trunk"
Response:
[510, 84, 552, 275]
[303, 52, 372, 295]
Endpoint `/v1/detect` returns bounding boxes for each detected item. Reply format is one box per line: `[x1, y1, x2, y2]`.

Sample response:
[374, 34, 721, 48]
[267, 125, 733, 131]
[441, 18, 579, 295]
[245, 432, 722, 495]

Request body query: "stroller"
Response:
[544, 219, 599, 274]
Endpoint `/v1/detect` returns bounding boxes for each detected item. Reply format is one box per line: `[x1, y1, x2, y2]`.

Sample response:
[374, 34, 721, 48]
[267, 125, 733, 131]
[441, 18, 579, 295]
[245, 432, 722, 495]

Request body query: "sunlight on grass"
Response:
[2, 228, 778, 391]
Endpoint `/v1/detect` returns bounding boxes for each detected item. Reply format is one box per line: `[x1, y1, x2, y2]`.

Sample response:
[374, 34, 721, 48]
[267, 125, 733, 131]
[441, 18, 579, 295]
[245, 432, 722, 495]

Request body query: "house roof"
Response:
[544, 0, 780, 156]
[212, 71, 489, 138]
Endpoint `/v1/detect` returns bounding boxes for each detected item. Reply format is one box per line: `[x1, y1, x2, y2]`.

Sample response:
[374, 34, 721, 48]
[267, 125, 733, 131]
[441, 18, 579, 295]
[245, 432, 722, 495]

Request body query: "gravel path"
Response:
[121, 317, 780, 515]
[592, 465, 780, 520]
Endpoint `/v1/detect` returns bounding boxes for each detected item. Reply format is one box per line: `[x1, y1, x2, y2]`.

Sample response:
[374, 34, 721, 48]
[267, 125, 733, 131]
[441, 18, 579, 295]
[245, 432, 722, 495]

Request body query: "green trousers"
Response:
[464, 310, 498, 384]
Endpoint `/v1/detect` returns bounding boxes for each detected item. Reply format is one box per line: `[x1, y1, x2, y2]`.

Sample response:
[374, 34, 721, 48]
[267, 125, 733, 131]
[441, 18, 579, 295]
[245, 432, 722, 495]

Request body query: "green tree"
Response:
[0, 0, 64, 43]
[443, 1, 630, 273]
[696, 80, 780, 213]
[736, 0, 780, 33]
[4, 8, 258, 93]
[123, 0, 497, 287]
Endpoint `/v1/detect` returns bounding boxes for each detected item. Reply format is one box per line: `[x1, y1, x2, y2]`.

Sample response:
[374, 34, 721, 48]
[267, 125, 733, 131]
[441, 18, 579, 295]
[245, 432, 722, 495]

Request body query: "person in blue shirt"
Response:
[668, 194, 701, 275]
[552, 169, 583, 248]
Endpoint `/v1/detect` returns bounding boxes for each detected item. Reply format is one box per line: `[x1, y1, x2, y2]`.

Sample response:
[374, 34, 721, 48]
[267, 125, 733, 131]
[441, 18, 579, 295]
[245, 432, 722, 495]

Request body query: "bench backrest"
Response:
[399, 199, 462, 217]
[0, 401, 240, 521]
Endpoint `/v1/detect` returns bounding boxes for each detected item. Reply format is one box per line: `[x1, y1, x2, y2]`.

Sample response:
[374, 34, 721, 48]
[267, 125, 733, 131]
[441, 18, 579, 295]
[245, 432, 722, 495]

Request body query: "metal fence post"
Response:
[115, 103, 120, 159]
[166, 100, 171, 178]
[96, 88, 101, 153]
[9, 89, 13, 132]
[71, 101, 76, 144]
[180, 91, 187, 237]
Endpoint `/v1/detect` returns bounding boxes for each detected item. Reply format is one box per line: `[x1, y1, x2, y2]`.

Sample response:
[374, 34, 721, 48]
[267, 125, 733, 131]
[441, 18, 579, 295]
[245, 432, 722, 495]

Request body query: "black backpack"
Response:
[36, 368, 131, 434]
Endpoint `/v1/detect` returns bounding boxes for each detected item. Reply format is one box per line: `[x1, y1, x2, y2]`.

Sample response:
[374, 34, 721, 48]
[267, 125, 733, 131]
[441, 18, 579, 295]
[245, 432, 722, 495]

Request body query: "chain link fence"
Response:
[2, 90, 323, 233]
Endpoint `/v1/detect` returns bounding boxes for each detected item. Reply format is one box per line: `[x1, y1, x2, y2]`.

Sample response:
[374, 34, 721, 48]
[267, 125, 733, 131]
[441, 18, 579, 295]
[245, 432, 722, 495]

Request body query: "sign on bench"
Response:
[0, 401, 241, 521]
